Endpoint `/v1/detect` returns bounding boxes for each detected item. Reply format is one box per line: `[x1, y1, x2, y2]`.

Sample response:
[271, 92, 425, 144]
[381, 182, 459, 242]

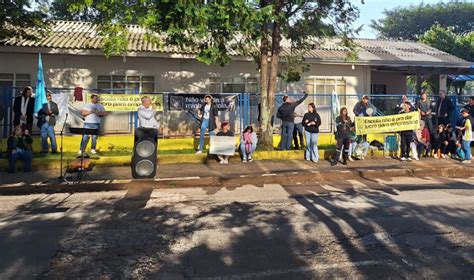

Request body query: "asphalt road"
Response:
[0, 176, 473, 279]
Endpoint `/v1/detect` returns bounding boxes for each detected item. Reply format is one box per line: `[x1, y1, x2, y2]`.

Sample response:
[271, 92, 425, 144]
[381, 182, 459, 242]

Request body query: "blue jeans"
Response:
[462, 140, 472, 160]
[280, 121, 295, 150]
[240, 142, 257, 159]
[304, 131, 319, 161]
[8, 148, 32, 172]
[80, 123, 100, 151]
[198, 119, 215, 151]
[40, 123, 57, 152]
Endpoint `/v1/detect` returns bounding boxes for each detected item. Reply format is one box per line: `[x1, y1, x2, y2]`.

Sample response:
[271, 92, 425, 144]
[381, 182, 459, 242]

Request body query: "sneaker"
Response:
[90, 149, 97, 154]
[348, 156, 354, 162]
[242, 158, 247, 162]
[461, 160, 471, 164]
[224, 159, 229, 164]
[219, 160, 225, 165]
[407, 157, 413, 161]
[312, 159, 319, 163]
[78, 150, 83, 155]
[400, 157, 407, 161]
[195, 150, 203, 154]
[441, 154, 447, 159]
[412, 157, 419, 161]
[248, 157, 253, 162]
[434, 154, 439, 159]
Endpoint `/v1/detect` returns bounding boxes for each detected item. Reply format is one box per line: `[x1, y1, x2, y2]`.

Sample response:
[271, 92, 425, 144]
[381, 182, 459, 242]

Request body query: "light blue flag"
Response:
[34, 53, 47, 114]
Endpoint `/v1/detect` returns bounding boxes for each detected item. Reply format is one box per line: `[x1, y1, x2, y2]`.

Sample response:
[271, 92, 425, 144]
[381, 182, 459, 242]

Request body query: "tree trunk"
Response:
[258, 32, 272, 150]
[258, 0, 282, 150]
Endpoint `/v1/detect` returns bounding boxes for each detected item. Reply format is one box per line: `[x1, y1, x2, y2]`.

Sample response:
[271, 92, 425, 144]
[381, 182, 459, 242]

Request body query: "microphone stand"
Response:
[58, 113, 69, 183]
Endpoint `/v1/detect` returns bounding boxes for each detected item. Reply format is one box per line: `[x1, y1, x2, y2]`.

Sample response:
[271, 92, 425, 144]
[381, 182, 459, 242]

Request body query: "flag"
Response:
[34, 53, 47, 114]
[331, 90, 340, 130]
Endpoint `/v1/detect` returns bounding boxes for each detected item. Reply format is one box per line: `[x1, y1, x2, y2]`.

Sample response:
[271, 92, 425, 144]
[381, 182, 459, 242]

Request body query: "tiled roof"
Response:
[1, 20, 471, 66]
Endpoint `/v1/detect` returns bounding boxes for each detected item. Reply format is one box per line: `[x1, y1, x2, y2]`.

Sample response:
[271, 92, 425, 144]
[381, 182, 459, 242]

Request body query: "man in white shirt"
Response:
[137, 96, 159, 129]
[79, 94, 107, 155]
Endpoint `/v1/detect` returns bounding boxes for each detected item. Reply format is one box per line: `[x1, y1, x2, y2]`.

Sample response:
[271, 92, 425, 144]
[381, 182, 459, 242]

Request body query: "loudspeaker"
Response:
[132, 128, 158, 178]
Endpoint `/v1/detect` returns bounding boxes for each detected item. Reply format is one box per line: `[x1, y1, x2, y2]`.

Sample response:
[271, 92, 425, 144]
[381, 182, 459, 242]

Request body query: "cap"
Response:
[221, 121, 229, 128]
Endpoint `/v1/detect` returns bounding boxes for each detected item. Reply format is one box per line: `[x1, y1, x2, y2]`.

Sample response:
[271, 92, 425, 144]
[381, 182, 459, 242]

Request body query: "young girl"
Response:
[240, 126, 258, 162]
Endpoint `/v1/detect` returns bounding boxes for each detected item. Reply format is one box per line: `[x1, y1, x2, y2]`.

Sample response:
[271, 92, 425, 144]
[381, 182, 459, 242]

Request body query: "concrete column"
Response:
[439, 75, 447, 93]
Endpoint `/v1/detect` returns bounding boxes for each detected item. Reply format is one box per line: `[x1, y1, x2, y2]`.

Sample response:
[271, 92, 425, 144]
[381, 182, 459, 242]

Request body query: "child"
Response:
[415, 120, 431, 158]
[431, 124, 444, 159]
[240, 126, 258, 162]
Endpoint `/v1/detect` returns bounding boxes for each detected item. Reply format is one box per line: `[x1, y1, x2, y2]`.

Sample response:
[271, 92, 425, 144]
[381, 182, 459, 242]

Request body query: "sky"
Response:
[352, 0, 455, 39]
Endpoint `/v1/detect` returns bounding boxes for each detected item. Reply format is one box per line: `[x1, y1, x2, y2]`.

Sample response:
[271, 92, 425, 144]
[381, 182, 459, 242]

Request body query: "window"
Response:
[0, 73, 31, 87]
[97, 75, 155, 93]
[305, 77, 346, 106]
[208, 77, 258, 93]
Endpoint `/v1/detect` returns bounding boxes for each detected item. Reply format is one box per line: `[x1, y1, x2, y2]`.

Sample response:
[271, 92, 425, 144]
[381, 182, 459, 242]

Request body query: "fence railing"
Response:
[1, 86, 472, 138]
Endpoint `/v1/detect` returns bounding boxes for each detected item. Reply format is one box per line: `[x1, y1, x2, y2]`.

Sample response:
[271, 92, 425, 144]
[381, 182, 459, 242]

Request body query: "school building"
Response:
[0, 20, 472, 137]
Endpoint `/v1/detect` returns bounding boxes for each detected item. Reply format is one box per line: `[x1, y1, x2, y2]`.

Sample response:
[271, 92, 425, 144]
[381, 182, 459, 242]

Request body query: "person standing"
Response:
[240, 125, 257, 162]
[302, 103, 321, 163]
[276, 92, 308, 150]
[416, 92, 433, 133]
[331, 107, 353, 166]
[353, 95, 372, 117]
[79, 94, 107, 155]
[216, 121, 234, 164]
[292, 102, 306, 150]
[435, 90, 454, 126]
[399, 101, 414, 161]
[137, 96, 159, 130]
[457, 108, 472, 164]
[37, 92, 59, 154]
[13, 86, 35, 132]
[7, 125, 33, 173]
[196, 94, 219, 154]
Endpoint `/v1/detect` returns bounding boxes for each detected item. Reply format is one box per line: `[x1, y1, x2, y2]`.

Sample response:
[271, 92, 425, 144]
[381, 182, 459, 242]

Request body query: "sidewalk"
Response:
[0, 157, 472, 195]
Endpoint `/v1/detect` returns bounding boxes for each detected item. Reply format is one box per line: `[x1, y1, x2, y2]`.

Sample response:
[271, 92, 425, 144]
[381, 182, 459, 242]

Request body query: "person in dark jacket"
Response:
[276, 92, 308, 150]
[302, 103, 321, 162]
[435, 91, 454, 126]
[7, 125, 33, 173]
[331, 107, 353, 166]
[464, 97, 474, 117]
[399, 101, 414, 161]
[353, 95, 372, 117]
[37, 92, 59, 153]
[13, 86, 35, 132]
[196, 94, 219, 154]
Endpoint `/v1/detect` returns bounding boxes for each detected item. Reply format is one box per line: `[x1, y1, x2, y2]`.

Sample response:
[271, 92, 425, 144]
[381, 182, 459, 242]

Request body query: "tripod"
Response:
[56, 113, 70, 183]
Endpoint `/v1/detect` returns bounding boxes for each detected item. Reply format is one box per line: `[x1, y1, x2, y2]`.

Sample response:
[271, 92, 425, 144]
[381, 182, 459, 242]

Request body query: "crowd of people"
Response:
[3, 87, 474, 173]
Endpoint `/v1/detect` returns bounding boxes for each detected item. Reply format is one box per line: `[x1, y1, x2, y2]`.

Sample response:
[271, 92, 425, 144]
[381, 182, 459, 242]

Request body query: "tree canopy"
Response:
[420, 24, 474, 62]
[0, 0, 47, 40]
[370, 1, 474, 40]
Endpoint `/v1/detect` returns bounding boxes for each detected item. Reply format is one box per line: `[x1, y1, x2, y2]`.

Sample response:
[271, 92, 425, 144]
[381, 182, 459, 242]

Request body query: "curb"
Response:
[1, 164, 472, 196]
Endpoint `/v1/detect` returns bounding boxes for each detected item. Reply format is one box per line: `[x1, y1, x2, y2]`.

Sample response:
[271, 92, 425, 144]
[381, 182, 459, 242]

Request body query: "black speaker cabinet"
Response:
[132, 128, 158, 178]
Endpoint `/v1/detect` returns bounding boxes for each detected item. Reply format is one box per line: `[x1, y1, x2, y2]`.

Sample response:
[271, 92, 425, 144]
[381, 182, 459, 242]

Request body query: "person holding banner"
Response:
[302, 103, 321, 163]
[216, 121, 234, 164]
[277, 93, 308, 150]
[399, 101, 414, 161]
[79, 94, 107, 155]
[196, 94, 219, 154]
[13, 86, 35, 132]
[331, 107, 353, 166]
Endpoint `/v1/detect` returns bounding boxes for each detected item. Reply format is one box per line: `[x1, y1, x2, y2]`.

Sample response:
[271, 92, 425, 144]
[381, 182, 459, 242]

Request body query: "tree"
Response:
[49, 0, 105, 21]
[420, 24, 474, 62]
[0, 0, 47, 40]
[370, 2, 474, 40]
[68, 0, 360, 150]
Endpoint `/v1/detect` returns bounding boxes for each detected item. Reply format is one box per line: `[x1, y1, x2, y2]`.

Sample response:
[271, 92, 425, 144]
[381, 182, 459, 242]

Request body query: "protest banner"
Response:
[86, 94, 163, 111]
[209, 136, 237, 156]
[168, 94, 238, 111]
[355, 112, 420, 135]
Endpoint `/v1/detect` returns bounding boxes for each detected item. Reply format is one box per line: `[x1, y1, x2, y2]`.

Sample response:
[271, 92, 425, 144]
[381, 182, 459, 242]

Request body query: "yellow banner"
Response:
[355, 112, 420, 134]
[86, 94, 163, 112]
